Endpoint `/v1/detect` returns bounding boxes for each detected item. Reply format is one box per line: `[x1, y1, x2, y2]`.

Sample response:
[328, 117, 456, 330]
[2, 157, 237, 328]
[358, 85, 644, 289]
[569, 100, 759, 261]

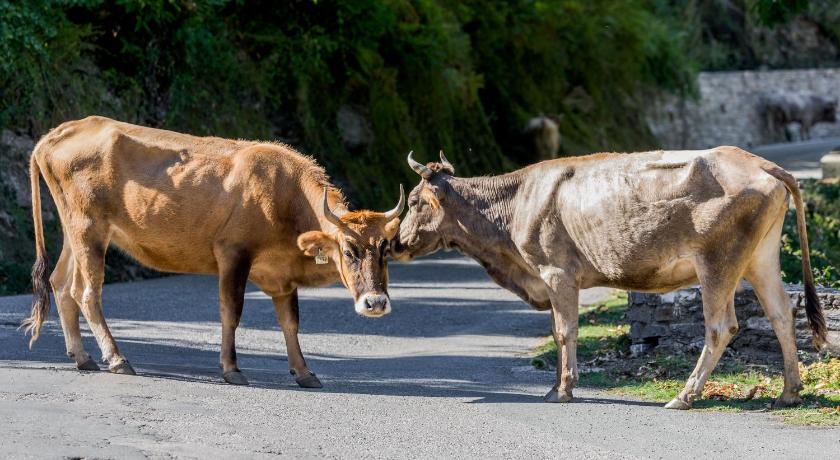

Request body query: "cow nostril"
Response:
[365, 299, 374, 310]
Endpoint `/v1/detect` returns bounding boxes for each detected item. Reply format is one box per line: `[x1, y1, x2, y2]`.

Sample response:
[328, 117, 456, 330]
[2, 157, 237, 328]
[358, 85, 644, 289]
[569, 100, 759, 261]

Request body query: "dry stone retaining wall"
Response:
[647, 68, 840, 149]
[628, 284, 840, 358]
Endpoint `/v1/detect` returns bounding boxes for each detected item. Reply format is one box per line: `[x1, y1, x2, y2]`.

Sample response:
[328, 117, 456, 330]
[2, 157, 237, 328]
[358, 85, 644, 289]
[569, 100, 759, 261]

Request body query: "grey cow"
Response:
[392, 148, 827, 410]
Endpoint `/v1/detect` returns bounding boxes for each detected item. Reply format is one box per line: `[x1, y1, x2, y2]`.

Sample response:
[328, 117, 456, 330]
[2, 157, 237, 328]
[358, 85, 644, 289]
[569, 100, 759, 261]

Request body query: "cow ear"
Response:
[297, 231, 338, 257]
[384, 218, 400, 240]
[420, 186, 442, 209]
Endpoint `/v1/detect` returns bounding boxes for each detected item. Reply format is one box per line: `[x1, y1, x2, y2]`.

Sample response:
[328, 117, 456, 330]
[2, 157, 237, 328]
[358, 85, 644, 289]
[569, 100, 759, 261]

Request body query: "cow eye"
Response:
[343, 249, 354, 259]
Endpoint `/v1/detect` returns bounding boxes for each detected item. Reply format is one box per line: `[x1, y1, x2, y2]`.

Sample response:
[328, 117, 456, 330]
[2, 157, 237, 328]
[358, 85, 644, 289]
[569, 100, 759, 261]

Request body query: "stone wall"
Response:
[628, 284, 840, 359]
[647, 68, 840, 149]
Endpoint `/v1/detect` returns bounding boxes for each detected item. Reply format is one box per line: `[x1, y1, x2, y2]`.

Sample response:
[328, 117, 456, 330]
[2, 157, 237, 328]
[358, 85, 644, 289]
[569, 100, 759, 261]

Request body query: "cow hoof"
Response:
[223, 370, 249, 386]
[543, 389, 573, 403]
[110, 361, 136, 375]
[773, 395, 802, 409]
[77, 358, 100, 371]
[664, 398, 692, 410]
[295, 373, 323, 389]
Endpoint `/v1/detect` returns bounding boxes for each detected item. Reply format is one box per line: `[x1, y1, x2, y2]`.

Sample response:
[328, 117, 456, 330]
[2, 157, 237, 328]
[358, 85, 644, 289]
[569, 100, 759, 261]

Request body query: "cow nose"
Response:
[365, 296, 386, 310]
[355, 293, 391, 317]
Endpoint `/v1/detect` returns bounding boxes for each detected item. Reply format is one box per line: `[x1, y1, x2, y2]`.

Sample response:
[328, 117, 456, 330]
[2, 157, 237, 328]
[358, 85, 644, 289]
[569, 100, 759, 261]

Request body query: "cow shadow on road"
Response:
[0, 324, 660, 408]
[0, 255, 654, 407]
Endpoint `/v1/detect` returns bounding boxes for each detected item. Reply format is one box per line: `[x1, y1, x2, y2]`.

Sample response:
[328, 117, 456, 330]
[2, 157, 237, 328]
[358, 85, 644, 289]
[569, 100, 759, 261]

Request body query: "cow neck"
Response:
[443, 173, 548, 308]
[445, 173, 521, 259]
[300, 175, 349, 233]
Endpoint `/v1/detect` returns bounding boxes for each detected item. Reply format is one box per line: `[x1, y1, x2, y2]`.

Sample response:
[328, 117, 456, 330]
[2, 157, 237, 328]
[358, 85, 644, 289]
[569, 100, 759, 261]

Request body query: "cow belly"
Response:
[598, 254, 699, 293]
[109, 227, 217, 274]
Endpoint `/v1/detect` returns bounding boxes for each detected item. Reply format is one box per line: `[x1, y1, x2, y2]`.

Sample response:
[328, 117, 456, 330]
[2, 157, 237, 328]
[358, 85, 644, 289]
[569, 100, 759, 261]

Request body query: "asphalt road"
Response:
[1, 255, 839, 459]
[751, 136, 840, 178]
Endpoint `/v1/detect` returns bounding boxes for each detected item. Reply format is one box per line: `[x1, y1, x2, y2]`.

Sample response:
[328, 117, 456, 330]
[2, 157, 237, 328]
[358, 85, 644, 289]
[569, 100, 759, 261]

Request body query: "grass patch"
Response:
[531, 291, 840, 426]
[532, 291, 630, 368]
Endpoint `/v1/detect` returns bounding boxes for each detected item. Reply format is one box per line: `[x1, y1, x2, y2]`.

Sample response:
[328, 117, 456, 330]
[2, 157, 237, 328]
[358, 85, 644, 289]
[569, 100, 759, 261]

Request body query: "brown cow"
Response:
[393, 148, 827, 409]
[22, 116, 404, 387]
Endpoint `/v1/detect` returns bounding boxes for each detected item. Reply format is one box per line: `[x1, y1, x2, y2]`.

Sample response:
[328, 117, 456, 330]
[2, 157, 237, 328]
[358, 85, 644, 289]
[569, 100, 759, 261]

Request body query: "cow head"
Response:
[298, 187, 404, 317]
[391, 151, 458, 261]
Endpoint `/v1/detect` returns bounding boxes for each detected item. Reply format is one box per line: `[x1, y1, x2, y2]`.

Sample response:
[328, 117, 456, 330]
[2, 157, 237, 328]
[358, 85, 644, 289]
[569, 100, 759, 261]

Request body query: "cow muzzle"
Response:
[355, 293, 392, 317]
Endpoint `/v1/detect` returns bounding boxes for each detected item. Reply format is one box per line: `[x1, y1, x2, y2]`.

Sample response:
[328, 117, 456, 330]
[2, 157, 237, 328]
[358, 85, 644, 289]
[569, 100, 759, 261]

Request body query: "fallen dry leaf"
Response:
[745, 384, 768, 401]
[703, 381, 740, 400]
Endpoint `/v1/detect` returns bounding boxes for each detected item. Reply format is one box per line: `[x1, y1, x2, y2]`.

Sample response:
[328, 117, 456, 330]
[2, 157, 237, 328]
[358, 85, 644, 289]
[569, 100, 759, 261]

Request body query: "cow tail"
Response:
[764, 165, 827, 349]
[20, 153, 51, 349]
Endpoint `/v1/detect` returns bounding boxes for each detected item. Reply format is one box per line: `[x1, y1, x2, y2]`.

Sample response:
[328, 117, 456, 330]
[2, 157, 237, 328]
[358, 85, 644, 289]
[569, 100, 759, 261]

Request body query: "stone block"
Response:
[821, 151, 840, 179]
[745, 316, 773, 331]
[654, 305, 674, 322]
[628, 284, 839, 359]
[630, 343, 653, 357]
[639, 324, 669, 339]
[670, 322, 705, 340]
[627, 306, 654, 323]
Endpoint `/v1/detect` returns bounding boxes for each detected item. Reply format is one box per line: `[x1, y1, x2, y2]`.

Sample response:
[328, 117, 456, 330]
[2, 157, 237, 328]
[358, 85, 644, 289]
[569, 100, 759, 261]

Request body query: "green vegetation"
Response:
[652, 0, 840, 71]
[0, 0, 698, 208]
[532, 291, 840, 426]
[532, 291, 630, 369]
[1, 1, 838, 294]
[781, 180, 840, 288]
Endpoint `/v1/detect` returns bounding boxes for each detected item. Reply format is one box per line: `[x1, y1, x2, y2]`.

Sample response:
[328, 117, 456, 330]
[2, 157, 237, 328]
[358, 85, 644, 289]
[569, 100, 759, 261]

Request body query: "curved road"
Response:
[0, 255, 838, 458]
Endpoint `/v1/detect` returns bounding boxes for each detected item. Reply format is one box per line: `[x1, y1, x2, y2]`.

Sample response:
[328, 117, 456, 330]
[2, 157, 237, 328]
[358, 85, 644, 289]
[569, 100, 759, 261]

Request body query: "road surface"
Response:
[752, 136, 840, 178]
[1, 255, 838, 459]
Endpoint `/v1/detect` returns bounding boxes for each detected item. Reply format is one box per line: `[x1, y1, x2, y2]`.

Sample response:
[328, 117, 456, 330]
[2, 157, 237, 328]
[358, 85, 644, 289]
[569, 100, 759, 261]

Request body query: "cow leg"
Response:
[272, 290, 322, 388]
[51, 241, 98, 371]
[216, 247, 251, 386]
[665, 258, 741, 410]
[541, 272, 580, 403]
[68, 223, 133, 374]
[745, 216, 803, 407]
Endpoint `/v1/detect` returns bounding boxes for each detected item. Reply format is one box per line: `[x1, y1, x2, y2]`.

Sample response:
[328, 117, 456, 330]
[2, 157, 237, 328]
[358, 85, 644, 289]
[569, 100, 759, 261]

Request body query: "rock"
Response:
[0, 211, 16, 236]
[745, 316, 773, 331]
[627, 307, 653, 323]
[1, 129, 35, 153]
[0, 130, 36, 207]
[630, 343, 653, 357]
[628, 284, 840, 360]
[640, 324, 668, 339]
[654, 305, 674, 322]
[336, 105, 373, 151]
[821, 150, 840, 179]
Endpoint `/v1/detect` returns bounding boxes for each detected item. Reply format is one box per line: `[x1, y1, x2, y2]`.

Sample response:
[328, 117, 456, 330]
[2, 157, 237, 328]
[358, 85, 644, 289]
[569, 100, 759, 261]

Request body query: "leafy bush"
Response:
[781, 180, 840, 288]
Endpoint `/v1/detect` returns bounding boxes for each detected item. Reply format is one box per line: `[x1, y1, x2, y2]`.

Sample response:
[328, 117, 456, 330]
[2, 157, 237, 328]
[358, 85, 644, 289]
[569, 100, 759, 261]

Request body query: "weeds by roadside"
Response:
[532, 291, 840, 426]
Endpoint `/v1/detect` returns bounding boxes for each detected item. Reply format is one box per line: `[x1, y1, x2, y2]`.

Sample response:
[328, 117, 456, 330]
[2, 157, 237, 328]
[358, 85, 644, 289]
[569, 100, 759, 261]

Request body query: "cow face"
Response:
[298, 187, 403, 317]
[392, 151, 456, 261]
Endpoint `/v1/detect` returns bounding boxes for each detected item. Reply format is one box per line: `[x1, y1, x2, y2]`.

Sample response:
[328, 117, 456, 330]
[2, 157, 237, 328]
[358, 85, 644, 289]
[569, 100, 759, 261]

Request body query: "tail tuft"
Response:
[20, 254, 50, 349]
[804, 283, 828, 349]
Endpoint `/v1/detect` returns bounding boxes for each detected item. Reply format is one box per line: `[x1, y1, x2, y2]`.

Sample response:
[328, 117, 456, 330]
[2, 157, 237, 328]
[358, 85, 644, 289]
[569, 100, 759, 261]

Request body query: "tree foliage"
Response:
[0, 0, 694, 207]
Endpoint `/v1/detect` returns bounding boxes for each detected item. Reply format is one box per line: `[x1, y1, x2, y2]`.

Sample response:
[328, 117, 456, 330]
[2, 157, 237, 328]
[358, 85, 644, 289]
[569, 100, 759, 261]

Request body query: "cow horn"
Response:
[322, 187, 346, 229]
[382, 184, 405, 221]
[407, 151, 433, 179]
[439, 150, 454, 172]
